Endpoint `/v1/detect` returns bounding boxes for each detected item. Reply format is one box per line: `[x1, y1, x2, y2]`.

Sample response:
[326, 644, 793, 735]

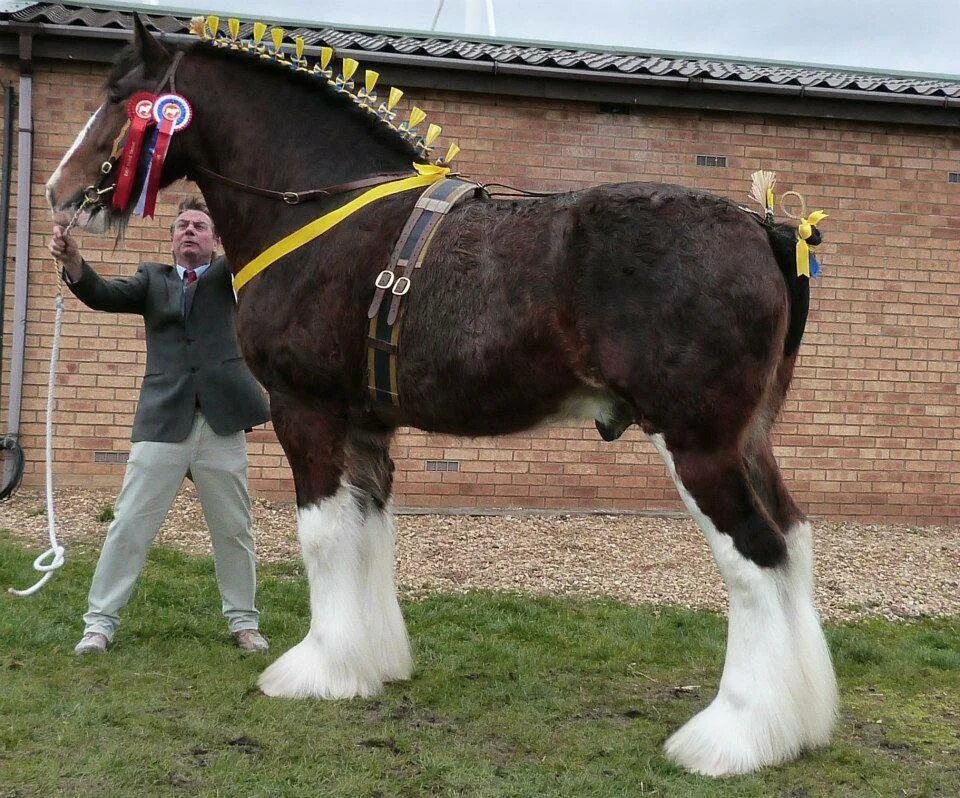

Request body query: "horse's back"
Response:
[396, 180, 788, 437]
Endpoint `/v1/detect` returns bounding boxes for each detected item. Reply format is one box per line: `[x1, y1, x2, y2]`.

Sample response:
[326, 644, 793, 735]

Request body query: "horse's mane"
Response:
[191, 42, 424, 162]
[105, 38, 425, 164]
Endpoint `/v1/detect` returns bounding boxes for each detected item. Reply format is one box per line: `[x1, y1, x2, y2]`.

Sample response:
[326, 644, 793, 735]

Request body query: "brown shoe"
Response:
[232, 628, 269, 653]
[74, 632, 109, 655]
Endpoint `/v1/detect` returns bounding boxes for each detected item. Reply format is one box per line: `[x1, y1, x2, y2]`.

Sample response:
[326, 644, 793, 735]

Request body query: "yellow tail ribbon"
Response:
[796, 209, 827, 277]
[233, 164, 451, 291]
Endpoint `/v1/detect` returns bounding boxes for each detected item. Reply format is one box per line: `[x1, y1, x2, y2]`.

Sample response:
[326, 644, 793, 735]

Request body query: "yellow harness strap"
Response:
[232, 163, 451, 291]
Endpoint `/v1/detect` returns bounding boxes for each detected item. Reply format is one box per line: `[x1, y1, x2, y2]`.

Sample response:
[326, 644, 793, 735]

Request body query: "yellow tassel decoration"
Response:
[441, 142, 460, 164]
[407, 107, 426, 130]
[253, 21, 266, 45]
[377, 87, 403, 123]
[207, 15, 220, 39]
[295, 37, 305, 62]
[271, 27, 285, 55]
[358, 70, 380, 110]
[228, 18, 240, 40]
[315, 46, 334, 79]
[424, 123, 442, 147]
[334, 58, 358, 93]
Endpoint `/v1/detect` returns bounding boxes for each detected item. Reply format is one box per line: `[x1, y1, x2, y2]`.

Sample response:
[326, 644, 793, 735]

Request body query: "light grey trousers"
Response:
[83, 412, 260, 639]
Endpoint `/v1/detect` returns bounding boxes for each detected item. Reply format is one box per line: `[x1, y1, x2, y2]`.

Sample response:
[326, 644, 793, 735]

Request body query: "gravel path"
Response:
[2, 487, 958, 622]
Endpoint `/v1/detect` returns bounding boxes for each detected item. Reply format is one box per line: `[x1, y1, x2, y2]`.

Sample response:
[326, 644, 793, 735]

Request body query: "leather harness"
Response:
[366, 176, 479, 406]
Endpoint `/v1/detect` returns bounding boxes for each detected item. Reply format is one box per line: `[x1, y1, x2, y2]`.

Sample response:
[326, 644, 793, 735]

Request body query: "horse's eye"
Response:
[107, 90, 125, 105]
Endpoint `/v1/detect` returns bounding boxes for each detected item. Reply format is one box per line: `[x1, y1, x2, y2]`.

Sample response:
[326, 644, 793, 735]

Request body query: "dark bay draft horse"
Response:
[46, 17, 837, 776]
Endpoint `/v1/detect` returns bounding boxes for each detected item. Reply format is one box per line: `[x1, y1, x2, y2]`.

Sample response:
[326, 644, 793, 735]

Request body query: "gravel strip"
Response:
[2, 487, 957, 622]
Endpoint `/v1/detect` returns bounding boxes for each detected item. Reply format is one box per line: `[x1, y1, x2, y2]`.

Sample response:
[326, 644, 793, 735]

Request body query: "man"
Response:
[49, 197, 271, 655]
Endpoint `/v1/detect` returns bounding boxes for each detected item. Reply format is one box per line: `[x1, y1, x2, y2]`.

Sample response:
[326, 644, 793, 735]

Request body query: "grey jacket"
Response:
[67, 256, 270, 443]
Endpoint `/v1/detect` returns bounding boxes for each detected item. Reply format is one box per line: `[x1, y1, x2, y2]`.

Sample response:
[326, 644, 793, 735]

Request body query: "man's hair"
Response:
[171, 197, 216, 237]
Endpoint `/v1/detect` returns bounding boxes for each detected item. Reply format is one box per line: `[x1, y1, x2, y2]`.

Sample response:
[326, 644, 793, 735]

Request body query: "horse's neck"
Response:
[188, 62, 414, 268]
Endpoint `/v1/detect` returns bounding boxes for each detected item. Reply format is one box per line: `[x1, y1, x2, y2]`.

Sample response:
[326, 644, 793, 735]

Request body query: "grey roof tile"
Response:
[4, 2, 959, 100]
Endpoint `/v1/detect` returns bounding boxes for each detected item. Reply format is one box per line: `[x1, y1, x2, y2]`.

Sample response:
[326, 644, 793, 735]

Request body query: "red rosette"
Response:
[112, 91, 157, 211]
[127, 91, 158, 124]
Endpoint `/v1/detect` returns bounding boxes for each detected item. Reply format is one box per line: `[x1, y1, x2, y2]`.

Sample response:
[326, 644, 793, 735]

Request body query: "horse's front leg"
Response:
[257, 395, 410, 698]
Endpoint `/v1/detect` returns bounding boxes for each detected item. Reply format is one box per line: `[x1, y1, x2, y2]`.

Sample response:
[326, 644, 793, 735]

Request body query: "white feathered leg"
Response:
[363, 504, 413, 682]
[258, 482, 383, 699]
[651, 434, 838, 776]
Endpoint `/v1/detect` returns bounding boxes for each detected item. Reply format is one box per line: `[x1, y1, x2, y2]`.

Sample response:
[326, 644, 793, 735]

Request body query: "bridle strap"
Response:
[193, 165, 423, 205]
[158, 51, 184, 95]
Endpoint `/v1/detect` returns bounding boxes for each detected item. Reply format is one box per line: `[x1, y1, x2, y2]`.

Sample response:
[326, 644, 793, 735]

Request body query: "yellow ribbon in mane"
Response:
[796, 209, 827, 278]
[233, 163, 450, 291]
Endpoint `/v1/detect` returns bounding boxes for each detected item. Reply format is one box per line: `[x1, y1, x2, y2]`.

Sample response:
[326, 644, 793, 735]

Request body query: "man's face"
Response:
[171, 209, 218, 268]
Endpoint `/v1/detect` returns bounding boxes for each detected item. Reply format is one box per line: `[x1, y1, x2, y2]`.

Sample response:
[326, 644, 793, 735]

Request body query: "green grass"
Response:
[0, 532, 957, 797]
[95, 504, 116, 524]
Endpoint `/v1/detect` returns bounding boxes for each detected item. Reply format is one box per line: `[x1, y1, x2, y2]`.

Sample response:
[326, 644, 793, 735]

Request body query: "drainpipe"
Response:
[0, 84, 13, 389]
[2, 31, 33, 490]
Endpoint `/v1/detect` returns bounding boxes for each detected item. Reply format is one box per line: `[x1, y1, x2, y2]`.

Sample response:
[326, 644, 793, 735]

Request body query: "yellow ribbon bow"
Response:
[796, 209, 828, 278]
[412, 162, 450, 179]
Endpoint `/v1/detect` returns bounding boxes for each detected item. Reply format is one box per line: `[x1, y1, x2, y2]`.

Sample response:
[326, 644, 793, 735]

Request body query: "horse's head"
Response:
[46, 15, 186, 232]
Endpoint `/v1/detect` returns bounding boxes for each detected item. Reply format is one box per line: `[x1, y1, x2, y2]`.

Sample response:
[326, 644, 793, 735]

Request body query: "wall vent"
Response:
[599, 103, 632, 115]
[425, 460, 460, 472]
[696, 154, 727, 167]
[93, 451, 129, 464]
[949, 172, 960, 184]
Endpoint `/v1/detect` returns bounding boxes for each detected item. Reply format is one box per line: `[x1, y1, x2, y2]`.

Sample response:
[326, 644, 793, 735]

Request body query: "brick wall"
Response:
[2, 59, 958, 521]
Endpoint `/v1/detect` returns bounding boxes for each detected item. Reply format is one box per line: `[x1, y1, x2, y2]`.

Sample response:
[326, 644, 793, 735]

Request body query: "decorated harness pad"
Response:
[366, 177, 479, 406]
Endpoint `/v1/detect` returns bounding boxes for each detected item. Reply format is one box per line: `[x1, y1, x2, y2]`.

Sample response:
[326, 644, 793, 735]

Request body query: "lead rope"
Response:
[8, 200, 90, 596]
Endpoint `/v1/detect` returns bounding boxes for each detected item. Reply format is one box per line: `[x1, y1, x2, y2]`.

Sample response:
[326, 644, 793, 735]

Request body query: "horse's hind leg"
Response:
[650, 433, 837, 776]
[746, 435, 838, 746]
[257, 395, 410, 699]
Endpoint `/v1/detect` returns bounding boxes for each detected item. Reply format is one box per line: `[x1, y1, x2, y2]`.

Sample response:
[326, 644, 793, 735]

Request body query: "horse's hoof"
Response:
[664, 699, 796, 776]
[257, 636, 383, 699]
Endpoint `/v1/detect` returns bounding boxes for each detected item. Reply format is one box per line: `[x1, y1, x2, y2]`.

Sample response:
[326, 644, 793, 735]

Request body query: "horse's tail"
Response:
[763, 221, 810, 358]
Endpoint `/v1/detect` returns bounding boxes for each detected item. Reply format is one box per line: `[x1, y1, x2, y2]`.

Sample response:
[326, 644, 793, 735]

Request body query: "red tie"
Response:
[183, 268, 197, 285]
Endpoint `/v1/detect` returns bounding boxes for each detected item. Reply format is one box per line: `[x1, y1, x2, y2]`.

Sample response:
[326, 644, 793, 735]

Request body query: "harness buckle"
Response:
[391, 276, 411, 296]
[375, 270, 395, 290]
[100, 161, 113, 175]
[282, 192, 301, 205]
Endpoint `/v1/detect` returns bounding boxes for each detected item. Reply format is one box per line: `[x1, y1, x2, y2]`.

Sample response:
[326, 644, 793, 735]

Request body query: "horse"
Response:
[45, 16, 838, 776]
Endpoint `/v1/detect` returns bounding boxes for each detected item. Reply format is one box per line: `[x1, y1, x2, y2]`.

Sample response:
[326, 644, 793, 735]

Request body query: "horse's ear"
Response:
[132, 14, 170, 75]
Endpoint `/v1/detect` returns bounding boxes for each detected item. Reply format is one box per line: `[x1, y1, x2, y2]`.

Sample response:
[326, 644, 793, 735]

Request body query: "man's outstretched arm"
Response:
[50, 225, 149, 314]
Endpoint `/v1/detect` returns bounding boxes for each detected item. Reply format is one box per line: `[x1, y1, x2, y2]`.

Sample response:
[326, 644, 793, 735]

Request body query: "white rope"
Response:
[5, 194, 87, 600]
[8, 293, 67, 596]
[8, 202, 88, 596]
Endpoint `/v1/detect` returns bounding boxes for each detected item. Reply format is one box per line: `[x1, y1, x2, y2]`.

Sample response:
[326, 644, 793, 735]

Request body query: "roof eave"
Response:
[1, 21, 958, 128]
